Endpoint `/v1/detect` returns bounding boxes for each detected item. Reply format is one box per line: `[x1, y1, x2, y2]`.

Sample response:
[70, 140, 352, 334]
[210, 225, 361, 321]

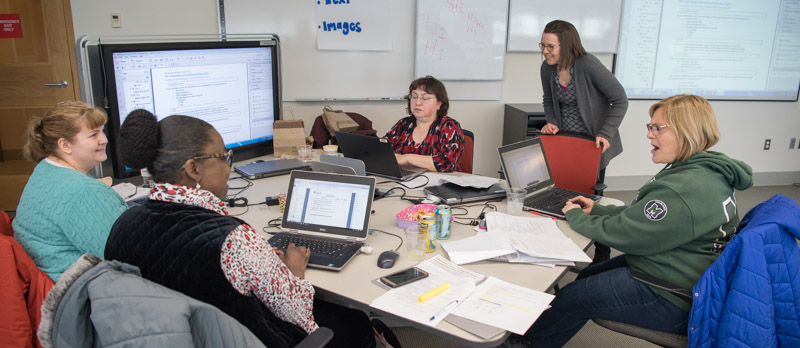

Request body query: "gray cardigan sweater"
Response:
[540, 53, 628, 169]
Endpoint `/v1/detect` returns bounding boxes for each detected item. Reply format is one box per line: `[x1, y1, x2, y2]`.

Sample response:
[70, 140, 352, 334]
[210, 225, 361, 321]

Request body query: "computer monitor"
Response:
[99, 40, 281, 178]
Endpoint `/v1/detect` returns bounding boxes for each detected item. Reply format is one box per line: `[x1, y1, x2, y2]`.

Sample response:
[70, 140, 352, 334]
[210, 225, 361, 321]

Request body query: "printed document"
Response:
[370, 256, 482, 326]
[450, 276, 555, 335]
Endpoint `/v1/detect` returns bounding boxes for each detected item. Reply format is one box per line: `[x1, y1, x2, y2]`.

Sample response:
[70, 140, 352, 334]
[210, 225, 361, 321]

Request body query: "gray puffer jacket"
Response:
[38, 254, 266, 348]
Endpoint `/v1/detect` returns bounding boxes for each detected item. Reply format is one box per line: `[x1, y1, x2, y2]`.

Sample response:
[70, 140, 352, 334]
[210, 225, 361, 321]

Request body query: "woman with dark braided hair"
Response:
[14, 101, 127, 282]
[105, 110, 378, 348]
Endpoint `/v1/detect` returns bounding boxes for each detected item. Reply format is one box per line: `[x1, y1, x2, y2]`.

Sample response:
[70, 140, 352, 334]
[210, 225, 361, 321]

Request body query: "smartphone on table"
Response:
[380, 267, 429, 288]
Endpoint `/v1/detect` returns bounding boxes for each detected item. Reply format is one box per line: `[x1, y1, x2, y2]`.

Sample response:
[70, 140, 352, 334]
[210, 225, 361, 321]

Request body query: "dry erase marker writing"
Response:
[418, 282, 450, 303]
[429, 299, 459, 321]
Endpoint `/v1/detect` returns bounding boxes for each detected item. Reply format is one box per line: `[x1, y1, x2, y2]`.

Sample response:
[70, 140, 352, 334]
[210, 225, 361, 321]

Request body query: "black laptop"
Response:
[424, 182, 506, 204]
[498, 138, 600, 218]
[269, 170, 376, 271]
[335, 132, 426, 181]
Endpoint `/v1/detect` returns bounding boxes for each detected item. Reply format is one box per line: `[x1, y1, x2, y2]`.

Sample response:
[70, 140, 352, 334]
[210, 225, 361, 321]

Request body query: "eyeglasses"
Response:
[538, 42, 560, 51]
[645, 123, 671, 135]
[409, 94, 436, 102]
[181, 150, 233, 170]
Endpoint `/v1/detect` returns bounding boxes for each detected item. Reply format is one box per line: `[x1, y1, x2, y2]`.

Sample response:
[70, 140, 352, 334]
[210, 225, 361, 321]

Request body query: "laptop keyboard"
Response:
[270, 234, 362, 258]
[525, 187, 597, 210]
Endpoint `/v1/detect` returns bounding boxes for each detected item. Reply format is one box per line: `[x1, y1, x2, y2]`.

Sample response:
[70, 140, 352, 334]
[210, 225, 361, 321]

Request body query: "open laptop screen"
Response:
[281, 171, 375, 239]
[498, 138, 555, 192]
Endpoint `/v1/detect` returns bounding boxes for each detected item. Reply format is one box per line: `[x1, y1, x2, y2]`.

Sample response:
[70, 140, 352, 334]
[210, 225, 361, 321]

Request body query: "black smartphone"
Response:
[380, 267, 429, 288]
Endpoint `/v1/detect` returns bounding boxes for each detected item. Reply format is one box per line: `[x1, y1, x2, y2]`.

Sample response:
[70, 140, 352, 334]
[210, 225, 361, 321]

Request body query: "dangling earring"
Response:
[196, 181, 202, 190]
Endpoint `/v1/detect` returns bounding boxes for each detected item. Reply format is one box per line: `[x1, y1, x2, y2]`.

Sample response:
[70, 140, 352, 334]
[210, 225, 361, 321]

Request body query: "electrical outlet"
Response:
[791, 138, 797, 150]
[764, 139, 771, 150]
[111, 13, 122, 28]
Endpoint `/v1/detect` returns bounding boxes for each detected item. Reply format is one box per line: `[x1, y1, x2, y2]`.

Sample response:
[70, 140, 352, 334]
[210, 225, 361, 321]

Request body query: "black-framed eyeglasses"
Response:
[181, 150, 233, 170]
[645, 123, 671, 135]
[538, 42, 560, 51]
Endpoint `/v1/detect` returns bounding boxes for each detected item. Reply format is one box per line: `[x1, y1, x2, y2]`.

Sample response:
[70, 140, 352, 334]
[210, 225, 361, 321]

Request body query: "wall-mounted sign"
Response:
[0, 14, 22, 39]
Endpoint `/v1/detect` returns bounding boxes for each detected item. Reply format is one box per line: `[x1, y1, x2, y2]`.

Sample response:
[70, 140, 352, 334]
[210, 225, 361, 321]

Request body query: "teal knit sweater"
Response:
[13, 160, 127, 281]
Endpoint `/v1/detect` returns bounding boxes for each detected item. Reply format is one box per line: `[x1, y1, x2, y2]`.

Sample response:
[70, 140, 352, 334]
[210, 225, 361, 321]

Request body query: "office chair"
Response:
[593, 195, 800, 348]
[538, 132, 606, 195]
[460, 129, 474, 174]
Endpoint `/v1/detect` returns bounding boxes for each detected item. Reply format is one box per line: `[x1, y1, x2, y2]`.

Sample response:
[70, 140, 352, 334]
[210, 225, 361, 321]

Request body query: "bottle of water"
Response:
[141, 168, 154, 188]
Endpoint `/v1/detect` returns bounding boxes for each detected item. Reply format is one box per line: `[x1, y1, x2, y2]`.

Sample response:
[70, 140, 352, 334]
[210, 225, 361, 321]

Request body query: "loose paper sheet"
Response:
[450, 276, 555, 335]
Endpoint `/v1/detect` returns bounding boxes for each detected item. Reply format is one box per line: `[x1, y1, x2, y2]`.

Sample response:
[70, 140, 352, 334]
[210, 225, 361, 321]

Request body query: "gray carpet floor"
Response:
[390, 184, 800, 348]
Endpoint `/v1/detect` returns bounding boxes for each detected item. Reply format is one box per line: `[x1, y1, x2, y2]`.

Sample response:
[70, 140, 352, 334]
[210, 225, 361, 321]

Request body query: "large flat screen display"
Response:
[615, 0, 800, 101]
[100, 40, 281, 178]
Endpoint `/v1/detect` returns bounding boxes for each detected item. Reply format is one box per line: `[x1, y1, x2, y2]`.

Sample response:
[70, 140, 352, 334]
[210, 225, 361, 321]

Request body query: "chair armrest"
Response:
[629, 271, 693, 304]
[295, 327, 333, 348]
[591, 183, 607, 193]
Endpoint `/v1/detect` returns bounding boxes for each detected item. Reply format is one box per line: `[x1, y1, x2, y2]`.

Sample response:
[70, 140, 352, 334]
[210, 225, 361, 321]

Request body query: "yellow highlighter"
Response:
[418, 282, 450, 303]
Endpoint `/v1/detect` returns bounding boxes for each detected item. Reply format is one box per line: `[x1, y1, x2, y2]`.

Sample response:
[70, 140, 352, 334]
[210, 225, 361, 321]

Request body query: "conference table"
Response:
[226, 155, 617, 347]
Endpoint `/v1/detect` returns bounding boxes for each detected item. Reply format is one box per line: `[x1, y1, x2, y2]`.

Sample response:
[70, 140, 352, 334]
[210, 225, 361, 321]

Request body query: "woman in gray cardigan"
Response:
[539, 20, 628, 263]
[539, 20, 628, 172]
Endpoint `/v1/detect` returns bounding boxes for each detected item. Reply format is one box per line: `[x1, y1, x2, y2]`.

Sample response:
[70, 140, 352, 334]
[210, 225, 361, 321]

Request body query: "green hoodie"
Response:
[565, 151, 753, 311]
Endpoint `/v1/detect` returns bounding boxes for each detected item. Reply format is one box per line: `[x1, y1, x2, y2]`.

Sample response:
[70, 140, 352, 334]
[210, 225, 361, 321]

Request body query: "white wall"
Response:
[71, 0, 800, 190]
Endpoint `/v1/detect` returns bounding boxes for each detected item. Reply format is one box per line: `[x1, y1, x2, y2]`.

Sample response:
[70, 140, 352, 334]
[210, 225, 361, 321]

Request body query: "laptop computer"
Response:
[234, 159, 311, 179]
[307, 161, 357, 175]
[269, 170, 376, 271]
[335, 131, 426, 181]
[424, 182, 506, 204]
[498, 138, 600, 219]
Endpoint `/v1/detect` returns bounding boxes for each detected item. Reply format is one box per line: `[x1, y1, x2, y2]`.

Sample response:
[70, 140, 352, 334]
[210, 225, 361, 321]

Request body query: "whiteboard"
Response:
[225, 0, 413, 101]
[507, 0, 622, 53]
[415, 0, 508, 80]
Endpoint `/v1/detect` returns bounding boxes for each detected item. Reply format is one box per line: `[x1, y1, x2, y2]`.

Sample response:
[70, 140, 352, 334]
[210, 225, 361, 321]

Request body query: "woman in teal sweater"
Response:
[508, 95, 753, 347]
[14, 101, 127, 282]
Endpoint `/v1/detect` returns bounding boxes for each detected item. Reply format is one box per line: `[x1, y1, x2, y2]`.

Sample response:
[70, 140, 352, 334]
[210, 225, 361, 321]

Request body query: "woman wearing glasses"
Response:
[105, 110, 376, 348]
[384, 75, 466, 172]
[14, 101, 127, 282]
[539, 19, 628, 263]
[508, 95, 753, 347]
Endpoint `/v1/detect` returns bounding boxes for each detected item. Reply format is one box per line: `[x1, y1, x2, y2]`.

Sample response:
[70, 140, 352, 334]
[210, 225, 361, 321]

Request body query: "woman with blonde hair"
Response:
[14, 101, 127, 282]
[507, 94, 753, 347]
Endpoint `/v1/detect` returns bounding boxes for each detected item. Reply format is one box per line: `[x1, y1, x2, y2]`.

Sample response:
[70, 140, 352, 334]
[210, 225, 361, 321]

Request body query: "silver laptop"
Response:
[335, 131, 426, 181]
[269, 170, 376, 271]
[498, 138, 599, 218]
[234, 159, 310, 179]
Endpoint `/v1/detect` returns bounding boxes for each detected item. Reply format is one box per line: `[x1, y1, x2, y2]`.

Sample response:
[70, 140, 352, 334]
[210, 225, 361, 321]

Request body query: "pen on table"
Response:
[418, 282, 450, 303]
[529, 210, 556, 220]
[429, 299, 460, 321]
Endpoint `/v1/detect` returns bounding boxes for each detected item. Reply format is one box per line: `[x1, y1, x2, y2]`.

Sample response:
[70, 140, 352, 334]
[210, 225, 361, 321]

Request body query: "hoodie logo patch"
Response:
[644, 200, 668, 221]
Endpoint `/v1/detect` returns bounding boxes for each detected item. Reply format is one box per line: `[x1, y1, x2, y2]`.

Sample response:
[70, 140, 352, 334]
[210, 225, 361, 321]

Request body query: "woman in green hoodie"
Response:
[510, 94, 753, 348]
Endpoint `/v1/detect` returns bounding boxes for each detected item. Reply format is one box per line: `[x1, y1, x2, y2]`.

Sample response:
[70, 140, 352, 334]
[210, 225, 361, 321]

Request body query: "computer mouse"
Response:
[251, 159, 265, 164]
[377, 250, 399, 269]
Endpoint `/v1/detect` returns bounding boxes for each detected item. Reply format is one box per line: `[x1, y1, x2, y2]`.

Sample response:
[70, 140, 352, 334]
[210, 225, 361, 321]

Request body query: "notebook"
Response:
[234, 159, 310, 179]
[270, 170, 376, 271]
[334, 131, 426, 181]
[423, 182, 506, 204]
[498, 138, 600, 219]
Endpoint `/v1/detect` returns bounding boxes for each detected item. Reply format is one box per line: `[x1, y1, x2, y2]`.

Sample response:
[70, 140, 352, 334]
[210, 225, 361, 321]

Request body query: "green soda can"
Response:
[419, 216, 437, 252]
[436, 205, 452, 239]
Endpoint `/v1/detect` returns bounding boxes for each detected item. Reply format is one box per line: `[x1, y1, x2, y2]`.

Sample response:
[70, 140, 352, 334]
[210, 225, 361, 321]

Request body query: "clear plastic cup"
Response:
[404, 225, 426, 261]
[506, 187, 526, 216]
[297, 144, 313, 160]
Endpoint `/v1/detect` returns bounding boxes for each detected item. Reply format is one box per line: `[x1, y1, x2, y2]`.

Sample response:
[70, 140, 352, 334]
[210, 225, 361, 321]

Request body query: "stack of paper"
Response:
[370, 256, 481, 326]
[449, 276, 555, 336]
[370, 256, 556, 338]
[440, 212, 591, 266]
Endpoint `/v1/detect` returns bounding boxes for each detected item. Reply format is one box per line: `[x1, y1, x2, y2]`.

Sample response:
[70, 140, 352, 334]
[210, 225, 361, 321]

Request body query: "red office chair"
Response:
[539, 132, 606, 195]
[460, 129, 474, 174]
